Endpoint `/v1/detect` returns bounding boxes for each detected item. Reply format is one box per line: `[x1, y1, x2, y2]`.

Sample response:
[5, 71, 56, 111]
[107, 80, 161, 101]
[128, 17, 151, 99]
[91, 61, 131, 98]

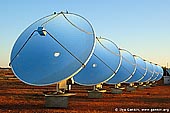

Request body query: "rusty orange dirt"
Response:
[0, 70, 170, 113]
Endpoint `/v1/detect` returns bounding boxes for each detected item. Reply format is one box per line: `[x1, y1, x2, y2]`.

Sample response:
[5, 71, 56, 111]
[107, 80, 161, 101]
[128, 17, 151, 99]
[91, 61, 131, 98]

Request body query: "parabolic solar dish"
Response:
[73, 37, 121, 86]
[10, 12, 95, 86]
[139, 61, 154, 82]
[167, 69, 170, 75]
[155, 65, 163, 81]
[107, 49, 136, 84]
[149, 64, 159, 82]
[126, 56, 147, 83]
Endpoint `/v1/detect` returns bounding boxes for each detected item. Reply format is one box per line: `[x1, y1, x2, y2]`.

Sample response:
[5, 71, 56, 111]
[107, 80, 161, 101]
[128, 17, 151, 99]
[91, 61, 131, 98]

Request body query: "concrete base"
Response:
[126, 86, 136, 92]
[88, 90, 106, 98]
[164, 76, 170, 85]
[138, 85, 145, 89]
[111, 88, 123, 94]
[152, 83, 157, 86]
[45, 93, 75, 108]
[145, 85, 151, 88]
[149, 83, 157, 87]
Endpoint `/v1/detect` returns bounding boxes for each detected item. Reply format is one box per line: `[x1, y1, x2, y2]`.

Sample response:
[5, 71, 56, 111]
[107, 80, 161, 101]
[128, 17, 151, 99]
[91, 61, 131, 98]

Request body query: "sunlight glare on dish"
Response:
[54, 52, 60, 57]
[92, 63, 97, 68]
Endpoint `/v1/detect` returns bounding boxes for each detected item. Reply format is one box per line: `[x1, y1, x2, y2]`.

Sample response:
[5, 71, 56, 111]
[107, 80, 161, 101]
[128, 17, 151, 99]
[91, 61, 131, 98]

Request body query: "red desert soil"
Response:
[0, 72, 169, 112]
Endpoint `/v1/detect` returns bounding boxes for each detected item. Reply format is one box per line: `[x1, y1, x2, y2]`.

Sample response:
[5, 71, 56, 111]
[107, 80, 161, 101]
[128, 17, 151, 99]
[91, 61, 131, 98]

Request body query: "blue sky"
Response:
[0, 0, 170, 67]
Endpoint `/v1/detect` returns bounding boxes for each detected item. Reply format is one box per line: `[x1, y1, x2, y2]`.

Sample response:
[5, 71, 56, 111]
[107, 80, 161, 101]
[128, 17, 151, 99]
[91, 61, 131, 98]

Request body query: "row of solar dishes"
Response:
[74, 37, 164, 86]
[10, 12, 164, 86]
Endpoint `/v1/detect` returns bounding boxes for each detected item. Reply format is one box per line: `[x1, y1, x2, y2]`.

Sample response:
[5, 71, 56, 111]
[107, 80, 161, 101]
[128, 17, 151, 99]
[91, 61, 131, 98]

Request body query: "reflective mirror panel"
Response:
[139, 61, 154, 82]
[107, 49, 136, 84]
[155, 65, 163, 81]
[10, 12, 95, 86]
[150, 64, 159, 82]
[73, 38, 121, 86]
[126, 56, 147, 83]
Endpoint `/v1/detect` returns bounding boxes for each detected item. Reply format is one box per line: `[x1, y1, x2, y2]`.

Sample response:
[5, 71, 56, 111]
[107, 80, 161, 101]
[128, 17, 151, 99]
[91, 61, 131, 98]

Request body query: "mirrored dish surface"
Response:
[106, 49, 136, 84]
[126, 56, 147, 83]
[155, 65, 164, 81]
[10, 12, 95, 86]
[149, 64, 159, 82]
[167, 69, 170, 75]
[73, 38, 121, 86]
[139, 61, 154, 82]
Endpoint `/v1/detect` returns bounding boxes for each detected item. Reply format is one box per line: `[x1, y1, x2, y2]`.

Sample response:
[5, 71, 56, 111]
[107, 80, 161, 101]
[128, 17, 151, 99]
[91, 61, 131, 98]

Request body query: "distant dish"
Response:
[139, 61, 154, 82]
[106, 49, 136, 84]
[154, 65, 163, 81]
[126, 56, 147, 83]
[10, 12, 95, 86]
[149, 64, 159, 82]
[73, 37, 121, 86]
